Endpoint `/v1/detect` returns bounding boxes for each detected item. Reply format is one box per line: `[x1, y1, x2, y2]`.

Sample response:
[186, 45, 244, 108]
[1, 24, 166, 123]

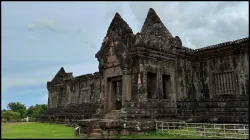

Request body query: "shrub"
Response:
[29, 117, 36, 122]
[1, 110, 21, 121]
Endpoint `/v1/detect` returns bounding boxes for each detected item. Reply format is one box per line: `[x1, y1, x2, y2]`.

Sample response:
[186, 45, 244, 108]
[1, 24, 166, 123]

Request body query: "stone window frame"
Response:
[159, 69, 173, 101]
[161, 74, 171, 100]
[80, 87, 90, 103]
[212, 70, 237, 96]
[144, 66, 173, 100]
[146, 71, 158, 99]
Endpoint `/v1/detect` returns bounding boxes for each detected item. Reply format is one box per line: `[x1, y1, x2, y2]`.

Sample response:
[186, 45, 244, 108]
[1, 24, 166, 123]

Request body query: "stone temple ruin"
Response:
[39, 8, 249, 138]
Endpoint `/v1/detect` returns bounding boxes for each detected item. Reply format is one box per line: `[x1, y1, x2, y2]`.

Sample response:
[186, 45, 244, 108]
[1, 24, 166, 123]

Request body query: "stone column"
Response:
[100, 77, 105, 105]
[122, 75, 132, 106]
[170, 69, 177, 107]
[108, 80, 116, 110]
[142, 71, 147, 102]
[104, 78, 108, 111]
[157, 71, 162, 99]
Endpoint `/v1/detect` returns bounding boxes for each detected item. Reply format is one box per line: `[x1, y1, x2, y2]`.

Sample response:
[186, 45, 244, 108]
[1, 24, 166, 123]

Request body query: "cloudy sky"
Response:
[2, 2, 249, 109]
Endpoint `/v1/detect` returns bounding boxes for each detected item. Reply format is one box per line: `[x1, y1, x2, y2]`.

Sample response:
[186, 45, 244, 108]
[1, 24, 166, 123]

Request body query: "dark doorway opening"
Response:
[147, 72, 157, 99]
[162, 75, 171, 99]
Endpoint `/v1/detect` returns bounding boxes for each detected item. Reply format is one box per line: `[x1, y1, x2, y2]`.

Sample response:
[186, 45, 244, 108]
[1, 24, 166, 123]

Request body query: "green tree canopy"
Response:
[7, 102, 27, 118]
[26, 104, 48, 119]
[2, 110, 21, 121]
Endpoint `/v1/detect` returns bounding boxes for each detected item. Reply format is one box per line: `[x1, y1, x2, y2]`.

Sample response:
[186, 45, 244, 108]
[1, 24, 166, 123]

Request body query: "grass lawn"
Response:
[116, 128, 248, 139]
[116, 130, 206, 139]
[1, 122, 77, 139]
[1, 122, 248, 139]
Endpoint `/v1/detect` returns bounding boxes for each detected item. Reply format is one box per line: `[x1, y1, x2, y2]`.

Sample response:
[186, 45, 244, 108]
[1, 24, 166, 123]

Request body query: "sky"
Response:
[1, 2, 249, 109]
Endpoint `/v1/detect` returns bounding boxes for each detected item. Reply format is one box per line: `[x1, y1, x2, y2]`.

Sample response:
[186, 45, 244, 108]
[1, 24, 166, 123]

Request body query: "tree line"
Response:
[1, 102, 47, 122]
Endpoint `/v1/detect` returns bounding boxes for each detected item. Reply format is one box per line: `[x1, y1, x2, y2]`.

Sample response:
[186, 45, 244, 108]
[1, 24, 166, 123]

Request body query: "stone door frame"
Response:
[107, 76, 122, 111]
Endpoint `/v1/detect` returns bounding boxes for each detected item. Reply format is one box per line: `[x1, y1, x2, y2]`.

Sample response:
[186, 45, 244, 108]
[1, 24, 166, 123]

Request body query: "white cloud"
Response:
[127, 2, 249, 48]
[2, 62, 99, 91]
[27, 19, 66, 33]
[27, 24, 37, 31]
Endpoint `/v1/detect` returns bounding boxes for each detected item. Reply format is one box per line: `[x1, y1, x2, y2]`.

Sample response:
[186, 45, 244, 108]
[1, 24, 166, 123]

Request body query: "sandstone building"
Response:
[40, 8, 249, 128]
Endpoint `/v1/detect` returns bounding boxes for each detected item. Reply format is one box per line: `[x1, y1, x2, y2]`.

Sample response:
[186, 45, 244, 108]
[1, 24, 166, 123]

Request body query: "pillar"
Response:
[104, 78, 108, 111]
[122, 75, 132, 105]
[108, 80, 116, 110]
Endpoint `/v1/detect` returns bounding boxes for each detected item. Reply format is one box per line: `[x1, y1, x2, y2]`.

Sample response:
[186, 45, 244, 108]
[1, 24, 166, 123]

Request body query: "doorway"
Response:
[162, 74, 171, 99]
[108, 76, 122, 110]
[147, 72, 157, 99]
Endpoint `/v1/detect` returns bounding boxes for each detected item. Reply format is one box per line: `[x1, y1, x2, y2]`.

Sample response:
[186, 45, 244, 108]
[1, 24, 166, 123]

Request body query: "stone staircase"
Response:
[87, 110, 121, 139]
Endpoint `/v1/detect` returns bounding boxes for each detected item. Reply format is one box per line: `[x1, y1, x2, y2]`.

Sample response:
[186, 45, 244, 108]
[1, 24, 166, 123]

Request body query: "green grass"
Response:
[116, 130, 205, 139]
[1, 122, 78, 139]
[1, 122, 248, 139]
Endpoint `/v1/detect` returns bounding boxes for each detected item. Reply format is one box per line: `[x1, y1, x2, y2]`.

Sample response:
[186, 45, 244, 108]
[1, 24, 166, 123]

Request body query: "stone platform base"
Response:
[78, 118, 156, 138]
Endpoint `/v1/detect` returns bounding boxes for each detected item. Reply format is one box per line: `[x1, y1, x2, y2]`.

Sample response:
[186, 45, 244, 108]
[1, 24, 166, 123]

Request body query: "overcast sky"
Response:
[2, 2, 249, 109]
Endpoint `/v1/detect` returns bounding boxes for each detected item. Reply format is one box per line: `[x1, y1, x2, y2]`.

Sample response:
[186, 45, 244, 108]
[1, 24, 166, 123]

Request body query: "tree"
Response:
[26, 105, 35, 117]
[7, 102, 27, 118]
[2, 110, 21, 121]
[26, 104, 48, 119]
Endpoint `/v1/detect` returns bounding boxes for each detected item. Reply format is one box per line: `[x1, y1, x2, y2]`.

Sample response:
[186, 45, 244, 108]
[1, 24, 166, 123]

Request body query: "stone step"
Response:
[92, 129, 101, 133]
[104, 110, 121, 119]
[88, 133, 102, 139]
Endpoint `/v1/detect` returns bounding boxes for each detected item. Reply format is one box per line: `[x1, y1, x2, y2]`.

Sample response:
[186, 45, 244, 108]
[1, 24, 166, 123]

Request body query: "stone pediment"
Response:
[95, 13, 135, 73]
[134, 8, 182, 52]
[50, 67, 68, 85]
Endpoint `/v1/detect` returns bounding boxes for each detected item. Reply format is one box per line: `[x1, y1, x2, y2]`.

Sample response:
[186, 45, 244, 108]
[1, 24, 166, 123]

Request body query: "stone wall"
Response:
[174, 38, 249, 123]
[176, 95, 249, 123]
[121, 37, 249, 123]
[47, 70, 101, 108]
[40, 70, 101, 123]
[176, 47, 196, 101]
[175, 37, 249, 101]
[193, 39, 249, 99]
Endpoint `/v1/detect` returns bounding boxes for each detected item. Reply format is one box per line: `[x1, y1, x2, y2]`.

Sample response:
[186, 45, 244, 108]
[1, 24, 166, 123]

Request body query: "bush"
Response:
[2, 110, 21, 121]
[29, 117, 36, 122]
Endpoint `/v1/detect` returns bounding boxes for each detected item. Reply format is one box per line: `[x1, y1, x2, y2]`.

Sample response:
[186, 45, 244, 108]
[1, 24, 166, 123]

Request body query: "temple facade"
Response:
[43, 8, 249, 125]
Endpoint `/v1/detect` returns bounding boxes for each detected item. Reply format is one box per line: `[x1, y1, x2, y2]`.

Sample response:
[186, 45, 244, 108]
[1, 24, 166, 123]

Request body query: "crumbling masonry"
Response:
[39, 8, 249, 137]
